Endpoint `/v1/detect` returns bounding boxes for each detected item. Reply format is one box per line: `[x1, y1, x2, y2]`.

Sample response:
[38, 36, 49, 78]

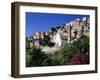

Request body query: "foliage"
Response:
[26, 46, 54, 67]
[50, 27, 57, 34]
[69, 53, 89, 65]
[26, 35, 89, 67]
[48, 42, 55, 47]
[71, 35, 89, 53]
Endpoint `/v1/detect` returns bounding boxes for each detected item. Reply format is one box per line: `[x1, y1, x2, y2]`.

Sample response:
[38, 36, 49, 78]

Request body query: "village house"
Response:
[33, 32, 40, 47]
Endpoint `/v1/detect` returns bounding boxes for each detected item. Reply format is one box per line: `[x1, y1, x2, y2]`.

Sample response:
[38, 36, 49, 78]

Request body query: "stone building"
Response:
[33, 32, 40, 47]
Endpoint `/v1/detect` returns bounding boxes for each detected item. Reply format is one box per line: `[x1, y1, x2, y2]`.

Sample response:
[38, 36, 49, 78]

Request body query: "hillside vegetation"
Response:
[26, 35, 89, 67]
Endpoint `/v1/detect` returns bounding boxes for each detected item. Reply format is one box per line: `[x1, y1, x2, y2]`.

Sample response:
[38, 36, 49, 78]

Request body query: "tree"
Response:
[50, 27, 56, 33]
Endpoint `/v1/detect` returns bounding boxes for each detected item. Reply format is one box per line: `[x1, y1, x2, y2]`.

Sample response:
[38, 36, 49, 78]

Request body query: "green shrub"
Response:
[26, 35, 89, 66]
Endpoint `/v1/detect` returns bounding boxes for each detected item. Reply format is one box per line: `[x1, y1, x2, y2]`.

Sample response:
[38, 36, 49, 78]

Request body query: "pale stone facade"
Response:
[33, 32, 40, 47]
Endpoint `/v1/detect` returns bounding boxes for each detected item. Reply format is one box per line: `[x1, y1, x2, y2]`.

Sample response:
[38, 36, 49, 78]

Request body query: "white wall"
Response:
[0, 0, 99, 80]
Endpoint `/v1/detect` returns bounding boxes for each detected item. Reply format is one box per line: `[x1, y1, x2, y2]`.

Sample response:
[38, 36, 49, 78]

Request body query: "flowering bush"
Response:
[69, 53, 89, 65]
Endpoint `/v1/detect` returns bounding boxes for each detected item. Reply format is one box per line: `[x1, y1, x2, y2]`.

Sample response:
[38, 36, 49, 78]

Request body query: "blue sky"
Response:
[26, 12, 89, 37]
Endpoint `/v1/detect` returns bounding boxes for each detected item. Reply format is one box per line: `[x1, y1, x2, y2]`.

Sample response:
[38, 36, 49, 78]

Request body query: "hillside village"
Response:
[26, 17, 89, 53]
